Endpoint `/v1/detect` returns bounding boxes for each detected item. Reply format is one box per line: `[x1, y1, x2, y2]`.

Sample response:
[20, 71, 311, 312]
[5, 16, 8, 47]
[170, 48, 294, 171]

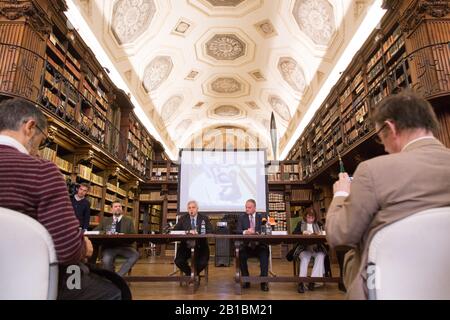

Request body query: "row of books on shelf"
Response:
[105, 193, 116, 202]
[269, 212, 287, 221]
[89, 185, 103, 198]
[48, 34, 81, 70]
[382, 26, 402, 53]
[268, 193, 284, 202]
[78, 164, 92, 181]
[55, 157, 73, 173]
[88, 197, 102, 211]
[126, 154, 146, 174]
[117, 187, 127, 197]
[39, 147, 56, 162]
[106, 182, 117, 192]
[167, 194, 177, 201]
[385, 36, 405, 62]
[367, 47, 383, 71]
[291, 189, 313, 201]
[139, 192, 163, 201]
[269, 202, 285, 211]
[167, 203, 177, 210]
[91, 172, 104, 186]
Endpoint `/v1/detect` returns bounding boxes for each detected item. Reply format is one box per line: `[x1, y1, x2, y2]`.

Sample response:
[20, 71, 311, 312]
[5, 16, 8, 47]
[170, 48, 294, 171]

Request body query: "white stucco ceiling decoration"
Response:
[278, 57, 307, 94]
[293, 0, 336, 46]
[161, 95, 184, 124]
[188, 0, 264, 17]
[71, 0, 378, 159]
[111, 0, 156, 45]
[268, 95, 292, 122]
[254, 19, 278, 39]
[142, 55, 174, 92]
[196, 28, 256, 66]
[203, 74, 250, 98]
[208, 103, 246, 120]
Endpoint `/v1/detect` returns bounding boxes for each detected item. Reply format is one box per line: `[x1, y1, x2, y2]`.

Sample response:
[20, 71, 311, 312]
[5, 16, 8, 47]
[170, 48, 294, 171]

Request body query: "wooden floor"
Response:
[126, 256, 345, 300]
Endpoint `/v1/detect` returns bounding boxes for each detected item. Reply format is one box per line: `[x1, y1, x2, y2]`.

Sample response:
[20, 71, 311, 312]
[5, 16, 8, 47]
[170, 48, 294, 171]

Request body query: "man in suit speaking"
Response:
[326, 90, 450, 299]
[236, 199, 270, 291]
[174, 200, 213, 281]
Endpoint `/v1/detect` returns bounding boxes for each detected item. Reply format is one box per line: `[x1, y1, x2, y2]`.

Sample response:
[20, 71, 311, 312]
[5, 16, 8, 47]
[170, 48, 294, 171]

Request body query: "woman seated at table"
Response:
[287, 208, 327, 293]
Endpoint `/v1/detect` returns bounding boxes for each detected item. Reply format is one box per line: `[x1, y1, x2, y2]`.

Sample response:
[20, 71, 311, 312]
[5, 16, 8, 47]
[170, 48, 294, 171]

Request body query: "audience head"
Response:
[0, 97, 49, 156]
[372, 90, 439, 154]
[245, 199, 256, 215]
[111, 201, 123, 216]
[187, 200, 199, 217]
[304, 207, 317, 224]
[77, 183, 90, 198]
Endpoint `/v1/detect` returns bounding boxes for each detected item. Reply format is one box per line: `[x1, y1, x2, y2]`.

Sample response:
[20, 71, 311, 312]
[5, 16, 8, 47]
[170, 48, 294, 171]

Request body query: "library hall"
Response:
[0, 0, 449, 304]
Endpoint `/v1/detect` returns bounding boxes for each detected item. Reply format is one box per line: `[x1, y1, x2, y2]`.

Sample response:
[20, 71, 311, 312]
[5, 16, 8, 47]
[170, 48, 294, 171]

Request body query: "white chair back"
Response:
[367, 207, 450, 300]
[0, 207, 58, 300]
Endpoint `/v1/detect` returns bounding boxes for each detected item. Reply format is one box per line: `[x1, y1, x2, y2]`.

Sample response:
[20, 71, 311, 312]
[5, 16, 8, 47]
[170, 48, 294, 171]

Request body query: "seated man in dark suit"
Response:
[174, 200, 213, 282]
[95, 201, 139, 276]
[236, 199, 270, 291]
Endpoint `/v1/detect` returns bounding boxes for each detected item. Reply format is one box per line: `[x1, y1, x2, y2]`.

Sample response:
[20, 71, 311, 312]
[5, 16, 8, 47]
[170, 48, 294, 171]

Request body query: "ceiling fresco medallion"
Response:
[278, 57, 306, 93]
[142, 56, 173, 92]
[111, 0, 156, 45]
[214, 105, 241, 117]
[161, 95, 183, 122]
[268, 95, 291, 121]
[211, 77, 242, 94]
[205, 34, 246, 61]
[206, 0, 246, 6]
[292, 0, 335, 46]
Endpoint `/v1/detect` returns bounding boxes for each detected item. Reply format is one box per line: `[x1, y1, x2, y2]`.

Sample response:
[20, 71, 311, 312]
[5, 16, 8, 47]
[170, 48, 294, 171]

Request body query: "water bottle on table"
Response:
[200, 220, 206, 235]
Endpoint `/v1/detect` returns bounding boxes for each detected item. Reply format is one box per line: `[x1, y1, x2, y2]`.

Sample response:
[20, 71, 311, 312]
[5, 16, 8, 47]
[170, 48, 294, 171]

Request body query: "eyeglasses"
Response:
[374, 122, 388, 144]
[35, 124, 52, 150]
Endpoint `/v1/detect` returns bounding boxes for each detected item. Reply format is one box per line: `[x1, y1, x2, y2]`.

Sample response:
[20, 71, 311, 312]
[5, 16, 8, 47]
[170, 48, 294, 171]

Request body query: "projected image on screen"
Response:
[179, 150, 267, 212]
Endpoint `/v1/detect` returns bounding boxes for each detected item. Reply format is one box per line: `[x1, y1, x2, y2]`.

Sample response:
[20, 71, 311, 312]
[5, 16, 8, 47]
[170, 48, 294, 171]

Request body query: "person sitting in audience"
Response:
[174, 200, 213, 284]
[292, 208, 327, 293]
[95, 201, 139, 276]
[0, 97, 122, 300]
[71, 182, 91, 231]
[326, 90, 450, 299]
[236, 199, 270, 292]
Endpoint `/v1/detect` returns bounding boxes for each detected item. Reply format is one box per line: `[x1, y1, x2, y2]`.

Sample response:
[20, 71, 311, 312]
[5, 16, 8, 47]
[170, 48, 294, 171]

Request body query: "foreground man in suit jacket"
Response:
[236, 199, 270, 291]
[326, 90, 450, 299]
[174, 200, 213, 280]
[95, 201, 139, 276]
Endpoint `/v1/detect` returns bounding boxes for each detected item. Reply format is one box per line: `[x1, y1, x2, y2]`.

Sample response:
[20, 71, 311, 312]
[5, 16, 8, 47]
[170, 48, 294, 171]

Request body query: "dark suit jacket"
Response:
[95, 215, 136, 247]
[95, 215, 136, 234]
[174, 213, 213, 250]
[236, 212, 269, 250]
[236, 212, 268, 235]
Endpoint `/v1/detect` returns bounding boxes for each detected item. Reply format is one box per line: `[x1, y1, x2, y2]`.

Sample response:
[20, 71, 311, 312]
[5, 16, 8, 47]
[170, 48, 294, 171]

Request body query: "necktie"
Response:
[191, 218, 196, 230]
[249, 215, 255, 229]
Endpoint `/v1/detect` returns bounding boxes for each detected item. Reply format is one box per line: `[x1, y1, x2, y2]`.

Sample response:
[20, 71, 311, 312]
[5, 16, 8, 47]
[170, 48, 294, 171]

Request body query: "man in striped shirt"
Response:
[0, 97, 121, 300]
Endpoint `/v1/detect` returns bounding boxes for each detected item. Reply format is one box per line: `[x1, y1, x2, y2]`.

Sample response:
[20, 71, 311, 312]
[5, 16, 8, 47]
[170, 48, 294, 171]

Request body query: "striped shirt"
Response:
[0, 143, 84, 265]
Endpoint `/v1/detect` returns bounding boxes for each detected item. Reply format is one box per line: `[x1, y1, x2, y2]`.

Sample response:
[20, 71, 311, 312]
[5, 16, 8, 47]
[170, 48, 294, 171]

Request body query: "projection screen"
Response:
[179, 149, 267, 213]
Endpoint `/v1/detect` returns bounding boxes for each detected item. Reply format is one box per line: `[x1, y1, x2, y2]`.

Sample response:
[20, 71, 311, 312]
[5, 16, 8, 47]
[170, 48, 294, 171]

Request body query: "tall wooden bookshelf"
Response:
[0, 0, 160, 229]
[286, 10, 449, 180]
[285, 0, 450, 213]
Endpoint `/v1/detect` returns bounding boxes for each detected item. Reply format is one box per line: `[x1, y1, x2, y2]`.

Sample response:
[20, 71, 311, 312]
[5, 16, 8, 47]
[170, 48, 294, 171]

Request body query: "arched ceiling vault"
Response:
[71, 0, 376, 159]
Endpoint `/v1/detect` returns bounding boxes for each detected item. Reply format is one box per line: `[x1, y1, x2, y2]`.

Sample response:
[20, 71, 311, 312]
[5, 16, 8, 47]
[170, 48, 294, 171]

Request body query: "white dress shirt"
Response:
[0, 135, 28, 154]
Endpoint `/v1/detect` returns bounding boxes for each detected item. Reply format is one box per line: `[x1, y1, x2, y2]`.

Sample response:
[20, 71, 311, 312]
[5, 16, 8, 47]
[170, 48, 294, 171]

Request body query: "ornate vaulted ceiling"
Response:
[71, 0, 376, 159]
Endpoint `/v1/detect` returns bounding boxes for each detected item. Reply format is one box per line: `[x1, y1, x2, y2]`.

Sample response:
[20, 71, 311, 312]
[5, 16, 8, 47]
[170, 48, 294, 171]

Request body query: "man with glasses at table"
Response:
[0, 97, 122, 300]
[325, 90, 450, 299]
